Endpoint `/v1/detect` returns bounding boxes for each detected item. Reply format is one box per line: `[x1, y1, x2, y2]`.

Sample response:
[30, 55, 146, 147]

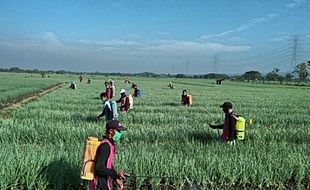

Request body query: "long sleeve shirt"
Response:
[212, 112, 237, 141]
[98, 102, 113, 121]
[95, 142, 117, 179]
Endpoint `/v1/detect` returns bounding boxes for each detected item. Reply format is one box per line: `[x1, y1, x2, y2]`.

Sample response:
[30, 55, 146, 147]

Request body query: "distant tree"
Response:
[40, 72, 46, 78]
[32, 69, 40, 73]
[285, 73, 294, 82]
[242, 71, 262, 81]
[266, 67, 280, 81]
[175, 74, 186, 78]
[294, 61, 310, 82]
[203, 73, 229, 79]
[137, 72, 160, 77]
[56, 70, 66, 74]
[193, 75, 203, 78]
[0, 68, 9, 72]
[9, 67, 21, 72]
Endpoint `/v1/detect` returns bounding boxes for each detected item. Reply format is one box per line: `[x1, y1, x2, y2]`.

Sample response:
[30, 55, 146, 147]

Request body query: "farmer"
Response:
[110, 80, 115, 98]
[104, 80, 109, 88]
[69, 82, 77, 90]
[209, 102, 237, 145]
[97, 92, 118, 121]
[124, 79, 130, 84]
[131, 83, 137, 89]
[105, 83, 113, 100]
[79, 75, 83, 82]
[90, 120, 128, 190]
[133, 84, 139, 97]
[181, 90, 188, 106]
[168, 82, 175, 89]
[116, 89, 130, 112]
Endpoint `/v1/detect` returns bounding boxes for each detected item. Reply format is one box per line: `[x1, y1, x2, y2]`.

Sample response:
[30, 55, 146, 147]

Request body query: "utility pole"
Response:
[290, 35, 298, 72]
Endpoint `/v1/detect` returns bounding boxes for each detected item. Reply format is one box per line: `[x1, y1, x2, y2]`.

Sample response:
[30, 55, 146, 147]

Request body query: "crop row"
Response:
[0, 76, 310, 189]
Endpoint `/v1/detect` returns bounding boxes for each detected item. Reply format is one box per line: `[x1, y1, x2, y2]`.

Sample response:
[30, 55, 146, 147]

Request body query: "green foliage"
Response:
[285, 73, 294, 82]
[242, 71, 262, 81]
[0, 72, 66, 103]
[0, 76, 310, 189]
[266, 67, 281, 81]
[294, 61, 310, 82]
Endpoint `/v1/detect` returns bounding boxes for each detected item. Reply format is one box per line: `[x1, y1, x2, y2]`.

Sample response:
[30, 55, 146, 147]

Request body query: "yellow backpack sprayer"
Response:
[235, 116, 246, 140]
[80, 137, 101, 180]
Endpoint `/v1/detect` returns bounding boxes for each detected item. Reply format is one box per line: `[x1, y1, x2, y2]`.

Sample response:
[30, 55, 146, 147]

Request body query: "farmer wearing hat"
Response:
[209, 102, 237, 145]
[97, 92, 118, 121]
[116, 89, 130, 112]
[90, 120, 128, 190]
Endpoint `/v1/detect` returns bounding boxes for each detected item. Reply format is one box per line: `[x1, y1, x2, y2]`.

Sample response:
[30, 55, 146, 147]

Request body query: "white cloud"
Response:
[0, 33, 251, 56]
[200, 30, 234, 39]
[201, 13, 277, 40]
[148, 41, 250, 54]
[41, 32, 61, 45]
[285, 0, 305, 8]
[269, 33, 291, 42]
[201, 0, 304, 41]
[0, 33, 251, 73]
[100, 39, 144, 48]
[94, 39, 250, 55]
[285, 3, 297, 8]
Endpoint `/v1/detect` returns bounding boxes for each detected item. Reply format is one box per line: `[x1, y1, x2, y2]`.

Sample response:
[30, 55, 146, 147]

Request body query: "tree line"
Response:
[241, 61, 310, 83]
[0, 61, 309, 82]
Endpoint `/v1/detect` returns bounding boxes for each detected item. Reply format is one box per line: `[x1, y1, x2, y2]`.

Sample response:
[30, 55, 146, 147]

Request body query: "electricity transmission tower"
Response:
[290, 35, 298, 72]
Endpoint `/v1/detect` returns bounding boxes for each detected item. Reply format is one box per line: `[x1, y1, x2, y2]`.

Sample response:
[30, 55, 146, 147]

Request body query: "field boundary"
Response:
[171, 81, 216, 87]
[0, 82, 66, 111]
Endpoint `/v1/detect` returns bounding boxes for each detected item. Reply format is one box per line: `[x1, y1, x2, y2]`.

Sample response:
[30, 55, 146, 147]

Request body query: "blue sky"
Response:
[0, 0, 310, 74]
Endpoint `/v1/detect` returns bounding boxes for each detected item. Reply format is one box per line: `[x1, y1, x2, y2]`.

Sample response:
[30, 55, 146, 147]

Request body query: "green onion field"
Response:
[0, 72, 309, 189]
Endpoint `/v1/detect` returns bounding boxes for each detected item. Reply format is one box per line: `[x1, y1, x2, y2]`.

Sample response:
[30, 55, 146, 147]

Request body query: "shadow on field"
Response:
[161, 102, 180, 106]
[71, 114, 100, 123]
[285, 135, 310, 145]
[85, 115, 100, 123]
[188, 131, 218, 144]
[172, 81, 216, 87]
[42, 158, 81, 190]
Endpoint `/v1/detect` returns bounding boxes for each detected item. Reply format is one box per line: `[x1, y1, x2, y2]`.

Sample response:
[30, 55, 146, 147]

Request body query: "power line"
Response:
[222, 51, 291, 67]
[220, 46, 290, 62]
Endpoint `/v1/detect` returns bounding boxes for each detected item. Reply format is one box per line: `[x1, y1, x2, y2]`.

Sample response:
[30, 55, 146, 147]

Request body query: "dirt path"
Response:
[0, 83, 66, 111]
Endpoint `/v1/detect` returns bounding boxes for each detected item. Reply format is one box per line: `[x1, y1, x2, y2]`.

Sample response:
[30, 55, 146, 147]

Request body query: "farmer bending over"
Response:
[69, 82, 77, 90]
[116, 89, 130, 112]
